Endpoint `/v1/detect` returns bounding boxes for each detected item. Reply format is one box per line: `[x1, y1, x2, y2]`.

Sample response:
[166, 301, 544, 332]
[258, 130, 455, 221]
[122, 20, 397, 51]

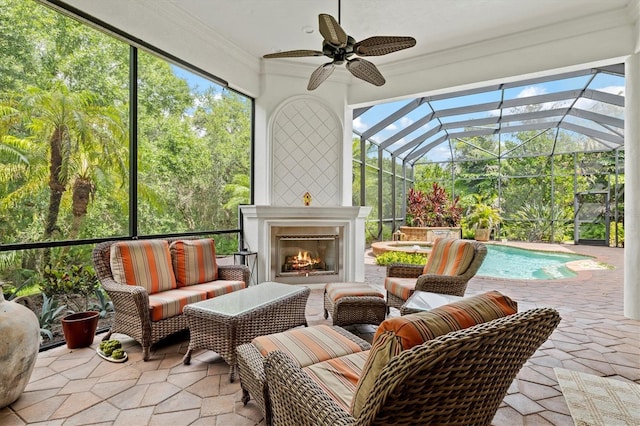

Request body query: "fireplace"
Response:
[274, 227, 340, 278]
[239, 206, 371, 285]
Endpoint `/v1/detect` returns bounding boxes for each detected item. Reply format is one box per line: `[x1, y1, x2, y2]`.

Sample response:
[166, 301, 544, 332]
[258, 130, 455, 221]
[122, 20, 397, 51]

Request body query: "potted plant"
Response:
[41, 264, 101, 349]
[467, 199, 502, 241]
[401, 183, 462, 241]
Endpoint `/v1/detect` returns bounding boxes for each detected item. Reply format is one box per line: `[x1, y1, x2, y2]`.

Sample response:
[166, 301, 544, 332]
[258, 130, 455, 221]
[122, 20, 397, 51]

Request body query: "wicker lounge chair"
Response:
[264, 307, 560, 425]
[92, 238, 249, 360]
[384, 238, 487, 311]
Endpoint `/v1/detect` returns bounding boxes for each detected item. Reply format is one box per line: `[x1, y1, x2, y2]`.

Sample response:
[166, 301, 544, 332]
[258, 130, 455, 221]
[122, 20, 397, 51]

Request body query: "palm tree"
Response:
[4, 82, 127, 263]
[223, 173, 250, 213]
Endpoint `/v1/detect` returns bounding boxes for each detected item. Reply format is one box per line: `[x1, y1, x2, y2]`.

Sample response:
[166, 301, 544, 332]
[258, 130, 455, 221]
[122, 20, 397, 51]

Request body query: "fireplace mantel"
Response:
[240, 205, 371, 285]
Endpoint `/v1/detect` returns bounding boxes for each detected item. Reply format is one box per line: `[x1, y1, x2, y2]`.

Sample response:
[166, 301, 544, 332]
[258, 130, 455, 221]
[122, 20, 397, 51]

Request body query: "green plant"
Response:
[610, 222, 624, 247]
[507, 202, 572, 242]
[111, 348, 125, 360]
[406, 183, 461, 227]
[40, 264, 100, 313]
[375, 251, 427, 266]
[2, 274, 40, 301]
[99, 339, 122, 357]
[90, 287, 114, 319]
[466, 198, 502, 230]
[38, 293, 69, 340]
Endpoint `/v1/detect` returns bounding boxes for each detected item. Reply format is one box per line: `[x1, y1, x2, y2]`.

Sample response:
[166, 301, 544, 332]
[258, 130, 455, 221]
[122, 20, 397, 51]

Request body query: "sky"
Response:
[353, 71, 625, 163]
[170, 62, 625, 164]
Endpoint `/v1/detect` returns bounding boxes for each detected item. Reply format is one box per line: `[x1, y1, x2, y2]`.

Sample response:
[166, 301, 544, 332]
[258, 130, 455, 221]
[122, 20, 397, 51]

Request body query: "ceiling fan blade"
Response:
[307, 63, 335, 90]
[354, 36, 417, 56]
[263, 49, 324, 59]
[346, 58, 385, 86]
[318, 14, 347, 47]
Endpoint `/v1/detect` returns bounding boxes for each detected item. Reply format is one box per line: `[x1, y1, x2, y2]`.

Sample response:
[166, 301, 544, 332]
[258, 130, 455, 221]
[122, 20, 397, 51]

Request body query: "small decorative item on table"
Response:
[303, 191, 312, 206]
[97, 339, 128, 363]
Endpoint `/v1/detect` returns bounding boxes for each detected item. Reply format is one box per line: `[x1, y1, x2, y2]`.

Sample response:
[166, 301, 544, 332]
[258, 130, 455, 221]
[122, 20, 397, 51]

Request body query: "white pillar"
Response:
[624, 52, 640, 319]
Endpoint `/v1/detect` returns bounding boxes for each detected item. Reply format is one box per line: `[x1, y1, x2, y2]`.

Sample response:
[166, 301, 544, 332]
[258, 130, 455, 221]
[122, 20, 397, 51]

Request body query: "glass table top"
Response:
[403, 291, 463, 312]
[189, 281, 304, 316]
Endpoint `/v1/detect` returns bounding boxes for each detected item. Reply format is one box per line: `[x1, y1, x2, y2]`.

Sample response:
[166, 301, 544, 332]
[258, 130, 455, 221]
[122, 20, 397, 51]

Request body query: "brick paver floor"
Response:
[1, 243, 637, 425]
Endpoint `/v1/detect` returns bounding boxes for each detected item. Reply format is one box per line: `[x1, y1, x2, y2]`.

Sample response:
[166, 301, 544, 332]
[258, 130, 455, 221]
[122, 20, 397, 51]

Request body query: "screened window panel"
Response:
[0, 0, 130, 244]
[365, 164, 380, 217]
[136, 53, 250, 236]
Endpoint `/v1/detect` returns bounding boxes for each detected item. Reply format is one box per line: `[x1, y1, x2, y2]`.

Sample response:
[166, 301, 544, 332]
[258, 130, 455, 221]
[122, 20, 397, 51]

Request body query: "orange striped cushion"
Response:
[383, 277, 416, 300]
[179, 280, 245, 298]
[170, 239, 218, 286]
[252, 325, 365, 368]
[352, 290, 518, 419]
[423, 238, 475, 276]
[374, 290, 518, 350]
[326, 282, 384, 302]
[148, 288, 205, 321]
[110, 240, 177, 294]
[303, 351, 369, 413]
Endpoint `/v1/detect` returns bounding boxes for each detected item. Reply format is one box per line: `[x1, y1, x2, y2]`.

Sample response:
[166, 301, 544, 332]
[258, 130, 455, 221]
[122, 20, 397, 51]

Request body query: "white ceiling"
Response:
[59, 0, 638, 102]
[153, 0, 632, 66]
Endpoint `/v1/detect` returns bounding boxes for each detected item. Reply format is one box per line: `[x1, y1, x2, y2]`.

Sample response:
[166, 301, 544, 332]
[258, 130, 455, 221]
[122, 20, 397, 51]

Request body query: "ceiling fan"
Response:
[263, 9, 416, 90]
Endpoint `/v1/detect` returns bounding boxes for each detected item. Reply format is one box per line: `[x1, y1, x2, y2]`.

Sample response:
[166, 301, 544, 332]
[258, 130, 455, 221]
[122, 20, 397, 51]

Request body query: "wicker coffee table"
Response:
[182, 281, 310, 381]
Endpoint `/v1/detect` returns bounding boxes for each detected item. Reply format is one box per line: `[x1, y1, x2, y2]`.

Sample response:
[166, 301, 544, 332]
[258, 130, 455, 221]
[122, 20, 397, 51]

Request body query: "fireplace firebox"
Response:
[270, 225, 343, 283]
[276, 234, 339, 277]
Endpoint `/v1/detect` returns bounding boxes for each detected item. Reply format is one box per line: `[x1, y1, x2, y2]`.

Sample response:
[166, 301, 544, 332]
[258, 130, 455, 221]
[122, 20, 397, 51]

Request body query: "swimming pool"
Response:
[477, 244, 590, 280]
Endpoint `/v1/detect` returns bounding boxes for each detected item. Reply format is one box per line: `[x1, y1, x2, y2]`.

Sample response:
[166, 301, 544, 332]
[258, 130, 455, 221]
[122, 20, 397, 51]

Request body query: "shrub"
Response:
[38, 293, 69, 340]
[40, 264, 99, 313]
[90, 288, 114, 318]
[375, 251, 427, 266]
[610, 222, 624, 247]
[406, 183, 461, 227]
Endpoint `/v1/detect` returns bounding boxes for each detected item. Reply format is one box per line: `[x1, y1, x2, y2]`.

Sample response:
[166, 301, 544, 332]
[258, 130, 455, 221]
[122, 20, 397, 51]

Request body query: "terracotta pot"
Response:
[0, 292, 40, 408]
[61, 311, 99, 349]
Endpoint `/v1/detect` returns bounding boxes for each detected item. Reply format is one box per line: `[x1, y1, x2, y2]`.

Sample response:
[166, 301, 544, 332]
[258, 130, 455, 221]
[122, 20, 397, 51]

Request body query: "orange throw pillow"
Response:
[110, 240, 177, 294]
[170, 239, 218, 286]
[423, 238, 475, 276]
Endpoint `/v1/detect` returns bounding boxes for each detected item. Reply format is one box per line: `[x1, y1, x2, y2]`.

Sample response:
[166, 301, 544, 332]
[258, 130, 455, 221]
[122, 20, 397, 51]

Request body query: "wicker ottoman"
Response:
[237, 324, 370, 424]
[323, 282, 387, 326]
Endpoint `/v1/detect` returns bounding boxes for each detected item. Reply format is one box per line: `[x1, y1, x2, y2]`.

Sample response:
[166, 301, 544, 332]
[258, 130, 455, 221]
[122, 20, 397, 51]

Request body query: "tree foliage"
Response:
[0, 0, 252, 284]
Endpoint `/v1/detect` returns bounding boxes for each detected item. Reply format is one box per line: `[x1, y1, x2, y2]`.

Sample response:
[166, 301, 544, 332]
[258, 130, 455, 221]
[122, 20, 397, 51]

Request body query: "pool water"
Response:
[477, 244, 590, 280]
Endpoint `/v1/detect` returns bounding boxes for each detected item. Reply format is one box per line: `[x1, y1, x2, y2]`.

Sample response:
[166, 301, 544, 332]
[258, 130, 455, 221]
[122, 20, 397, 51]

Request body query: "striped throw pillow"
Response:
[110, 240, 177, 294]
[351, 290, 518, 418]
[373, 290, 517, 349]
[351, 331, 401, 418]
[170, 239, 218, 287]
[423, 238, 475, 276]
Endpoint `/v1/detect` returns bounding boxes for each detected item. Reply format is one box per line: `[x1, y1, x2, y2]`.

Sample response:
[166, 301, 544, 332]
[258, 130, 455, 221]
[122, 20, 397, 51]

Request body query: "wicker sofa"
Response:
[260, 291, 560, 425]
[93, 238, 249, 360]
[385, 238, 487, 311]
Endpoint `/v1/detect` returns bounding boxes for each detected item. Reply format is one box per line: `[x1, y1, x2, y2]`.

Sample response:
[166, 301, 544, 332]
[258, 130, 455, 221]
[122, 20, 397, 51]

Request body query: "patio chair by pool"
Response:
[384, 238, 487, 311]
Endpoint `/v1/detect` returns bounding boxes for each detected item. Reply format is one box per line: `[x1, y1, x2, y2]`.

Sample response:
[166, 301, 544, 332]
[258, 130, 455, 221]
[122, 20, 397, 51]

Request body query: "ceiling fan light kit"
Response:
[263, 11, 416, 90]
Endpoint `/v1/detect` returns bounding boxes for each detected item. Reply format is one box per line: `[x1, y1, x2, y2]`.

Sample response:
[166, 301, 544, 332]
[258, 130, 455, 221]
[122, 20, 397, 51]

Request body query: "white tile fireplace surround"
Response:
[239, 206, 371, 285]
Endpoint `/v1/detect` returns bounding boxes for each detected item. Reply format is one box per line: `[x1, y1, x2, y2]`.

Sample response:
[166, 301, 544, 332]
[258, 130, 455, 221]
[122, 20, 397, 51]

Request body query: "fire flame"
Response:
[290, 251, 321, 269]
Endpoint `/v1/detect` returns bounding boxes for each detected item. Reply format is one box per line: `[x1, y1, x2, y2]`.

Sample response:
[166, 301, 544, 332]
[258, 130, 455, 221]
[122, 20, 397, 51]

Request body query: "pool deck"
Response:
[1, 243, 638, 425]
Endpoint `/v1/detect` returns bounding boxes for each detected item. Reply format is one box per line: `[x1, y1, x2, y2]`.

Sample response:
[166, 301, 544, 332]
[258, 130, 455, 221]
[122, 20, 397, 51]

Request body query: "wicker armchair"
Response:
[385, 239, 487, 311]
[264, 307, 560, 426]
[92, 238, 249, 361]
